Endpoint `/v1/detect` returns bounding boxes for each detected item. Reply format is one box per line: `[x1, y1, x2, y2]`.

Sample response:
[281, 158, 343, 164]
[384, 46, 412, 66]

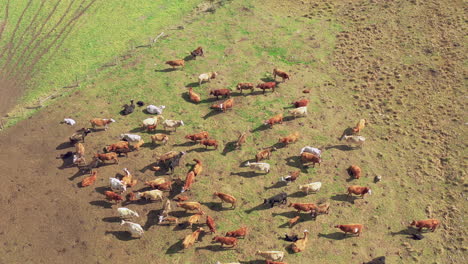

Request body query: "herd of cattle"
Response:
[59, 46, 440, 263]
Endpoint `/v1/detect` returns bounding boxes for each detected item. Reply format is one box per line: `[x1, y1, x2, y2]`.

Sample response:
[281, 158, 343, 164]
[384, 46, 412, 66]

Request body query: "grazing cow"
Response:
[255, 251, 285, 261]
[121, 220, 144, 237]
[106, 141, 130, 152]
[342, 135, 366, 148]
[236, 83, 254, 94]
[200, 139, 219, 149]
[137, 190, 164, 201]
[288, 216, 300, 227]
[213, 192, 237, 208]
[212, 236, 237, 247]
[235, 132, 248, 149]
[145, 178, 168, 189]
[104, 191, 123, 203]
[225, 226, 247, 238]
[192, 159, 203, 176]
[120, 133, 141, 142]
[278, 132, 300, 145]
[264, 192, 287, 208]
[335, 224, 363, 236]
[211, 98, 234, 112]
[162, 119, 184, 132]
[151, 134, 169, 145]
[347, 165, 362, 179]
[256, 82, 276, 94]
[109, 177, 126, 192]
[292, 99, 309, 108]
[273, 68, 290, 82]
[121, 168, 137, 187]
[117, 208, 139, 219]
[146, 105, 166, 115]
[165, 59, 184, 69]
[181, 171, 196, 193]
[177, 202, 202, 212]
[301, 152, 321, 167]
[310, 202, 330, 217]
[280, 170, 300, 184]
[298, 182, 322, 194]
[75, 142, 85, 158]
[256, 147, 277, 162]
[158, 216, 179, 225]
[288, 202, 316, 213]
[187, 211, 205, 228]
[182, 228, 204, 249]
[185, 131, 209, 141]
[90, 118, 115, 131]
[352, 119, 366, 134]
[198, 72, 218, 85]
[291, 230, 309, 253]
[154, 181, 173, 191]
[264, 113, 283, 128]
[188, 87, 201, 103]
[410, 219, 440, 232]
[288, 106, 308, 118]
[244, 161, 270, 173]
[69, 128, 92, 143]
[95, 153, 118, 164]
[61, 118, 76, 126]
[190, 46, 204, 59]
[81, 170, 97, 187]
[300, 146, 321, 157]
[347, 185, 371, 198]
[209, 89, 231, 99]
[121, 100, 135, 115]
[206, 215, 216, 233]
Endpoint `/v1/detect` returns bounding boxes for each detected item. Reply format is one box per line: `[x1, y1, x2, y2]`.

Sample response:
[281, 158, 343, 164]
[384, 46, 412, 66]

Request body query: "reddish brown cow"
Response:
[185, 131, 209, 141]
[347, 165, 362, 179]
[257, 82, 276, 94]
[104, 191, 123, 203]
[264, 113, 283, 128]
[200, 139, 218, 149]
[335, 224, 363, 236]
[165, 59, 184, 69]
[347, 185, 371, 198]
[106, 141, 130, 152]
[292, 99, 309, 108]
[273, 68, 290, 82]
[236, 83, 255, 93]
[209, 89, 231, 99]
[206, 215, 216, 233]
[212, 236, 237, 247]
[225, 226, 247, 238]
[288, 202, 316, 213]
[300, 152, 321, 167]
[410, 219, 440, 232]
[211, 98, 234, 112]
[181, 171, 195, 193]
[94, 153, 118, 164]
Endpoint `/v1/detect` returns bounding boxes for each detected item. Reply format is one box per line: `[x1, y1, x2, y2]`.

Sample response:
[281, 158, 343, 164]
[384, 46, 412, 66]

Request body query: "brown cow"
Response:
[200, 139, 218, 149]
[209, 89, 231, 99]
[185, 131, 209, 142]
[188, 87, 201, 103]
[300, 152, 321, 167]
[94, 153, 118, 164]
[225, 226, 247, 238]
[410, 219, 440, 232]
[257, 82, 276, 94]
[212, 236, 237, 247]
[236, 83, 254, 93]
[335, 224, 363, 236]
[347, 185, 371, 198]
[235, 132, 248, 149]
[292, 99, 309, 108]
[256, 147, 277, 162]
[288, 202, 316, 213]
[347, 165, 362, 179]
[165, 59, 184, 69]
[211, 98, 234, 112]
[273, 68, 290, 82]
[264, 113, 283, 128]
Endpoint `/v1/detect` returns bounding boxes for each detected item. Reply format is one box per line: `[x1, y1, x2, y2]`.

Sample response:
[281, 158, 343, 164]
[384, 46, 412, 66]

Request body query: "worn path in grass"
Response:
[0, 0, 465, 263]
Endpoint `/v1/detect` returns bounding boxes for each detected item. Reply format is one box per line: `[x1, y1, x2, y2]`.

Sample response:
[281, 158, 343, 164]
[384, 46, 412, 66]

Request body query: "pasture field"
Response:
[0, 0, 466, 264]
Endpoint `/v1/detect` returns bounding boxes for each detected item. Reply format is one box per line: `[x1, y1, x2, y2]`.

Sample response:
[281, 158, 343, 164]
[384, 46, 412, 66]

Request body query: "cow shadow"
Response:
[68, 169, 87, 181]
[288, 191, 307, 198]
[195, 245, 235, 252]
[143, 209, 162, 230]
[105, 231, 138, 241]
[199, 97, 218, 104]
[202, 110, 223, 119]
[102, 217, 121, 223]
[390, 228, 413, 236]
[318, 232, 352, 240]
[155, 68, 177, 73]
[260, 77, 275, 82]
[183, 55, 195, 61]
[339, 127, 355, 140]
[201, 202, 231, 212]
[325, 144, 354, 151]
[230, 171, 264, 178]
[272, 211, 299, 219]
[284, 156, 307, 172]
[245, 203, 269, 214]
[169, 210, 196, 218]
[95, 186, 110, 195]
[239, 261, 264, 264]
[56, 142, 73, 150]
[251, 124, 270, 133]
[221, 141, 237, 156]
[89, 200, 114, 209]
[330, 194, 358, 204]
[363, 256, 386, 264]
[165, 240, 184, 254]
[283, 116, 297, 122]
[264, 181, 287, 190]
[186, 82, 200, 88]
[173, 141, 197, 147]
[129, 127, 146, 133]
[187, 147, 213, 153]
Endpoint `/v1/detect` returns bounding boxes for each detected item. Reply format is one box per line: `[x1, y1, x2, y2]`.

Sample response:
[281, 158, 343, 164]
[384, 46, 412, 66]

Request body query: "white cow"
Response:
[162, 120, 184, 131]
[109, 178, 126, 192]
[142, 115, 164, 127]
[146, 105, 166, 115]
[289, 106, 308, 118]
[299, 182, 322, 194]
[117, 208, 139, 218]
[300, 146, 321, 157]
[120, 133, 141, 142]
[198, 72, 218, 85]
[244, 161, 270, 173]
[62, 118, 76, 126]
[342, 135, 366, 147]
[121, 220, 144, 237]
[255, 250, 285, 261]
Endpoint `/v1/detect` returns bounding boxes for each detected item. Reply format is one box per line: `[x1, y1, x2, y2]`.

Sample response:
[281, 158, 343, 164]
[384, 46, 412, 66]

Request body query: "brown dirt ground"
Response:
[0, 0, 466, 264]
